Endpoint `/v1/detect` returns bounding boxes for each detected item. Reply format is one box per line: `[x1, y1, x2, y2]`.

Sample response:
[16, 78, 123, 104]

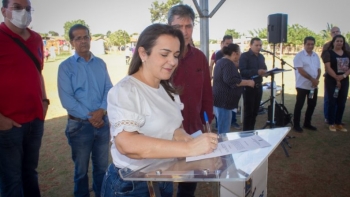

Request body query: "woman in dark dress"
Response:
[321, 35, 350, 132]
[213, 44, 255, 134]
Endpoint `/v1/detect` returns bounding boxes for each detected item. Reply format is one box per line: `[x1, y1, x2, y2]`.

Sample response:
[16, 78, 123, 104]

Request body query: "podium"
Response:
[119, 127, 290, 197]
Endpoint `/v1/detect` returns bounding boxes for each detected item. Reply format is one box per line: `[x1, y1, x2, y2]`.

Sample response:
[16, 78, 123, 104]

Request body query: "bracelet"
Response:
[343, 74, 347, 79]
[42, 98, 50, 105]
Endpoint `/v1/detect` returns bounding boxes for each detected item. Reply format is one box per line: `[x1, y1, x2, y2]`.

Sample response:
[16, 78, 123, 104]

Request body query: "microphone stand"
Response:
[261, 46, 295, 157]
[262, 50, 295, 105]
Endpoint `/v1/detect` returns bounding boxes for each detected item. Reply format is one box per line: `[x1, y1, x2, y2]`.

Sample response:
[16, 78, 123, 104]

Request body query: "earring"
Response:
[142, 59, 145, 63]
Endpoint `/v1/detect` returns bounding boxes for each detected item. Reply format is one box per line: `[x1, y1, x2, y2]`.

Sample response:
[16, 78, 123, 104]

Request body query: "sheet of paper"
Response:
[186, 135, 271, 162]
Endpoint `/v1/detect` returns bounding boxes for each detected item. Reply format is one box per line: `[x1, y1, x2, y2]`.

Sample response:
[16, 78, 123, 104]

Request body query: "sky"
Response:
[1, 0, 349, 41]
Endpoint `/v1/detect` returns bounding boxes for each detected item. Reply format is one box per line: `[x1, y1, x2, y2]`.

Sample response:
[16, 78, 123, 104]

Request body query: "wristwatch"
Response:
[103, 110, 107, 116]
[42, 98, 50, 105]
[343, 74, 347, 79]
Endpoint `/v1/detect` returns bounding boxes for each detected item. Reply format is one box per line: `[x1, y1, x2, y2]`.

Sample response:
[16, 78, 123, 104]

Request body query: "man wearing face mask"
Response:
[0, 0, 48, 196]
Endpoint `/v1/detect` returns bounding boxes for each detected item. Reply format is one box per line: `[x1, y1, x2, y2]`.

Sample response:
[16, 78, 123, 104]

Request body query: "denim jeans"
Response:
[101, 164, 173, 197]
[65, 116, 110, 197]
[325, 77, 349, 125]
[231, 111, 237, 125]
[214, 106, 232, 134]
[324, 83, 337, 121]
[0, 118, 44, 197]
[324, 80, 329, 120]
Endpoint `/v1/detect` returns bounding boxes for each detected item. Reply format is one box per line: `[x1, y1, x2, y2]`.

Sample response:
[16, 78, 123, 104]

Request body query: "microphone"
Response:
[260, 49, 273, 54]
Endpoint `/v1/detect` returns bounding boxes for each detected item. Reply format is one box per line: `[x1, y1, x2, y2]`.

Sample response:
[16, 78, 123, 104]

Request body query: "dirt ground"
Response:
[38, 53, 350, 197]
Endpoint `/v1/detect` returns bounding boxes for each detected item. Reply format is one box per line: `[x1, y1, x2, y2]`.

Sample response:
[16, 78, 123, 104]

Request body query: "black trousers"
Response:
[243, 86, 262, 131]
[325, 77, 349, 125]
[177, 182, 197, 197]
[293, 88, 318, 127]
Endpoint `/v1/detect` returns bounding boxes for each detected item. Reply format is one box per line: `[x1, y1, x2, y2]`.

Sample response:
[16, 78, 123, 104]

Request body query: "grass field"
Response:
[37, 52, 350, 197]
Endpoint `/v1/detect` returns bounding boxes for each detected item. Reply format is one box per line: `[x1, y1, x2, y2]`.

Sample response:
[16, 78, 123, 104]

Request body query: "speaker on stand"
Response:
[265, 13, 295, 157]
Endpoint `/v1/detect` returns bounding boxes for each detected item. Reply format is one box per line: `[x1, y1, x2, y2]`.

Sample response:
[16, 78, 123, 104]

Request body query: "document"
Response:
[264, 67, 291, 76]
[186, 135, 271, 162]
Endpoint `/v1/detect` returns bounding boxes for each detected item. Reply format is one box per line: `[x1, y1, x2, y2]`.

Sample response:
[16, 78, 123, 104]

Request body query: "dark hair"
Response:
[330, 35, 346, 50]
[303, 36, 315, 45]
[250, 37, 261, 45]
[69, 24, 90, 41]
[222, 35, 233, 42]
[128, 24, 185, 100]
[222, 43, 240, 56]
[167, 4, 195, 24]
[2, 0, 8, 7]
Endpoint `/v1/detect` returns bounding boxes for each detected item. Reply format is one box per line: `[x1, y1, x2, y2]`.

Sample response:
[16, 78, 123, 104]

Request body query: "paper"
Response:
[264, 67, 291, 76]
[186, 135, 271, 162]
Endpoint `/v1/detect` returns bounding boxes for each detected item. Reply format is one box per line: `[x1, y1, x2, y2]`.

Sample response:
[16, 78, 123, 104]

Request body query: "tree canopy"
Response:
[149, 0, 183, 23]
[63, 19, 90, 41]
[108, 30, 130, 46]
[224, 29, 241, 39]
[48, 31, 59, 36]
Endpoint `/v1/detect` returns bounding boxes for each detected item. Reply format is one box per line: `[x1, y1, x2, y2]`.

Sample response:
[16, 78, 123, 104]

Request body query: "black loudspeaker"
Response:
[267, 13, 288, 43]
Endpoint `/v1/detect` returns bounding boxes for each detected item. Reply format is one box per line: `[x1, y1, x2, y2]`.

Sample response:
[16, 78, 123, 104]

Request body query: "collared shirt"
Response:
[0, 22, 44, 123]
[293, 50, 320, 90]
[58, 53, 113, 119]
[173, 45, 214, 134]
[213, 58, 243, 109]
[239, 49, 267, 84]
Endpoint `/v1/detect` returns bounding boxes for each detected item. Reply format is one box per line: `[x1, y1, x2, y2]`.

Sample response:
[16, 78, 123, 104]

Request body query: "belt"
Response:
[68, 114, 89, 122]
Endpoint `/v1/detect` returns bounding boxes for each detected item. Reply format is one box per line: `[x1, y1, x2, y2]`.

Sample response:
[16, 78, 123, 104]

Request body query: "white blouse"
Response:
[107, 76, 184, 169]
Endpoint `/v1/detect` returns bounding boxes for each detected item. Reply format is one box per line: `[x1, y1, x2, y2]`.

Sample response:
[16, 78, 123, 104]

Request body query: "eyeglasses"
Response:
[8, 5, 34, 12]
[73, 36, 90, 42]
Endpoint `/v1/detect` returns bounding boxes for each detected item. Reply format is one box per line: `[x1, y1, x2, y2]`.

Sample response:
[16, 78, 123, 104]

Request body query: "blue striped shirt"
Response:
[58, 53, 113, 119]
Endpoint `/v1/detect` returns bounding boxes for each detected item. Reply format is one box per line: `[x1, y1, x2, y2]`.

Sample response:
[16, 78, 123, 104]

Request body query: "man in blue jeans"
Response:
[0, 0, 48, 196]
[58, 24, 112, 197]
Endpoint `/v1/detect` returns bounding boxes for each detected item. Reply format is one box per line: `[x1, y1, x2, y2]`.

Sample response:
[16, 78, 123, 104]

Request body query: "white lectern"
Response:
[119, 127, 290, 197]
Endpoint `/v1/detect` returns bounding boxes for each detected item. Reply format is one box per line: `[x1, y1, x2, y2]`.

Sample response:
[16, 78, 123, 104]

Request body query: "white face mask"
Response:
[10, 9, 32, 29]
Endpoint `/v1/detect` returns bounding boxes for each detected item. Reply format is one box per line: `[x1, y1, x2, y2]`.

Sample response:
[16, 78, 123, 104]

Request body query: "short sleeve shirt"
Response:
[107, 76, 183, 169]
[293, 50, 320, 90]
[322, 50, 350, 75]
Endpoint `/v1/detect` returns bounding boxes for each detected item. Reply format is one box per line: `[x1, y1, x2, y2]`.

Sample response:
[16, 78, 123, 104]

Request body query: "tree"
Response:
[63, 19, 89, 41]
[39, 32, 48, 38]
[149, 0, 183, 23]
[92, 33, 104, 38]
[224, 29, 241, 39]
[248, 28, 268, 38]
[109, 30, 130, 46]
[48, 31, 59, 36]
[106, 30, 111, 38]
[320, 23, 335, 40]
[209, 39, 218, 44]
[345, 32, 350, 44]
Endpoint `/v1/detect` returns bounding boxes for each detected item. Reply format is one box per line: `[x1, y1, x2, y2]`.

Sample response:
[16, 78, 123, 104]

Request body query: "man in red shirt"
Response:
[168, 4, 213, 197]
[0, 0, 48, 196]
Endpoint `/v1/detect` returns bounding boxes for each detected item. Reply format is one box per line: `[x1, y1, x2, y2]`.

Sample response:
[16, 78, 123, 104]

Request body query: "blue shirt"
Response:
[58, 53, 113, 119]
[239, 49, 267, 84]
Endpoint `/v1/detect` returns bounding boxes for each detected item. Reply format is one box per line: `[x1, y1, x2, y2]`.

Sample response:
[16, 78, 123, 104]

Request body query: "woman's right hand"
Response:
[186, 133, 219, 156]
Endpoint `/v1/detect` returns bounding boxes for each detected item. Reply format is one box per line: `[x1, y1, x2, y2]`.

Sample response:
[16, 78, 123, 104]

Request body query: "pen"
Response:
[204, 111, 211, 133]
